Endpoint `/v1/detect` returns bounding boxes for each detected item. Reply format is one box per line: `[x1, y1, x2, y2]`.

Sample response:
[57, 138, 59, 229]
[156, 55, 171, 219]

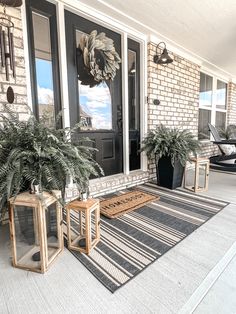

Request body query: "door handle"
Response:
[117, 118, 122, 129]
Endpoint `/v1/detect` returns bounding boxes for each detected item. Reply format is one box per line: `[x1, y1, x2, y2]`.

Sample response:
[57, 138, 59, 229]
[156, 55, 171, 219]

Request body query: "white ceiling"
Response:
[76, 0, 236, 80]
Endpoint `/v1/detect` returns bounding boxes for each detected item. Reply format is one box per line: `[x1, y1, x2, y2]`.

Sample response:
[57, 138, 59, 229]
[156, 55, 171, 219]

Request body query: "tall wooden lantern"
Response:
[184, 157, 209, 193]
[9, 191, 63, 273]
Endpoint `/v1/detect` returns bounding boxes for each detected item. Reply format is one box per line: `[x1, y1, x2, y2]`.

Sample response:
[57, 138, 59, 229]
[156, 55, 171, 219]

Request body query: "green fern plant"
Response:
[0, 106, 103, 222]
[141, 125, 200, 166]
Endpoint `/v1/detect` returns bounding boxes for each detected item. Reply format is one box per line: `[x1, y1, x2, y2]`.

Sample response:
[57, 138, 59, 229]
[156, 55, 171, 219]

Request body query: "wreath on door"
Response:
[76, 30, 121, 87]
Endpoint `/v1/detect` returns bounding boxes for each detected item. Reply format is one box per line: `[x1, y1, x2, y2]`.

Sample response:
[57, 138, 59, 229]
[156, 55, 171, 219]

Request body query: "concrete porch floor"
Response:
[1, 170, 236, 313]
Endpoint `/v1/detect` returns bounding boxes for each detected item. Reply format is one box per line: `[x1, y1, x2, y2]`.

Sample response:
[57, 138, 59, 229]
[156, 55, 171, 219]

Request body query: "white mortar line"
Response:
[178, 241, 236, 314]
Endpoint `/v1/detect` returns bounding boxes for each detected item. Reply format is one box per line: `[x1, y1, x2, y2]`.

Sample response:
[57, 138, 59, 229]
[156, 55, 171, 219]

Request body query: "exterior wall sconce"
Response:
[153, 42, 173, 65]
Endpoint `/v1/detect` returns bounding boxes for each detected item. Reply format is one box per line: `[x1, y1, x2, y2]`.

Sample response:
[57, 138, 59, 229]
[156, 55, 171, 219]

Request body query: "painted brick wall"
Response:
[146, 42, 236, 177]
[200, 142, 219, 158]
[0, 7, 28, 120]
[147, 42, 201, 179]
[147, 42, 200, 133]
[227, 82, 236, 125]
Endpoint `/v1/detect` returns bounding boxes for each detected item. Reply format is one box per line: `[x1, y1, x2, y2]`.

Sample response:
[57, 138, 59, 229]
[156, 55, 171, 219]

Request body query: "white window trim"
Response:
[199, 70, 228, 141]
[121, 32, 129, 175]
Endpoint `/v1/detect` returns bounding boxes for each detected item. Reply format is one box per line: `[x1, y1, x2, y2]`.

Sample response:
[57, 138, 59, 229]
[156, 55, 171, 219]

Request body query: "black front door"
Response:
[65, 11, 123, 176]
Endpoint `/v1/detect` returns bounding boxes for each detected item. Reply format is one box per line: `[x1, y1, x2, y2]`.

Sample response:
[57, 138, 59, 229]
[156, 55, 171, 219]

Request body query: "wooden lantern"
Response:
[66, 198, 100, 254]
[184, 157, 210, 193]
[9, 191, 63, 273]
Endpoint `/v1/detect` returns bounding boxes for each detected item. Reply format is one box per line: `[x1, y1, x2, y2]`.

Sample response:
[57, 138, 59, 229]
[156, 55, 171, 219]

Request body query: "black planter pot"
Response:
[156, 156, 184, 189]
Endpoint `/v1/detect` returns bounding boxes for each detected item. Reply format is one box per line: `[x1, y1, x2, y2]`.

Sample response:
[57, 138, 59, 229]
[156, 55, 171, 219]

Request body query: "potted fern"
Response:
[0, 106, 103, 223]
[141, 125, 200, 189]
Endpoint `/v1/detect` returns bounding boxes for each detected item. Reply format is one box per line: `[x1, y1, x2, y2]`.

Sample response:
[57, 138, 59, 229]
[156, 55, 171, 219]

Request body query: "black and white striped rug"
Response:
[64, 183, 228, 293]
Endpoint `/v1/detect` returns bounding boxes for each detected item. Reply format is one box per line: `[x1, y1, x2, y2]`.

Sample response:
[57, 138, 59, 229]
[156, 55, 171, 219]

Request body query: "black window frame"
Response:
[26, 0, 61, 124]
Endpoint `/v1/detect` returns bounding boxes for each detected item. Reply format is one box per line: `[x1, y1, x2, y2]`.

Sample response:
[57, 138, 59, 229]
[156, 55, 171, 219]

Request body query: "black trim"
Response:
[210, 163, 236, 172]
[25, 0, 61, 125]
[128, 38, 141, 171]
[210, 154, 236, 163]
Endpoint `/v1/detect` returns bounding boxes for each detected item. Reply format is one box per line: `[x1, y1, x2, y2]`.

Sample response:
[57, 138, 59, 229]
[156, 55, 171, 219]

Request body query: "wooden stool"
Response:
[184, 157, 209, 192]
[66, 198, 100, 254]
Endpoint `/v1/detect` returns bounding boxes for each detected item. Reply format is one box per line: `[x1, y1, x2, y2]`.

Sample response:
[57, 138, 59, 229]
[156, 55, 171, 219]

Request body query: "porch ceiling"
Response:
[79, 0, 236, 79]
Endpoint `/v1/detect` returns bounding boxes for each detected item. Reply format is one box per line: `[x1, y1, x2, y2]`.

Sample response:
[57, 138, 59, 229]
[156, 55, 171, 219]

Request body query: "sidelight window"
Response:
[32, 13, 55, 126]
[26, 0, 61, 127]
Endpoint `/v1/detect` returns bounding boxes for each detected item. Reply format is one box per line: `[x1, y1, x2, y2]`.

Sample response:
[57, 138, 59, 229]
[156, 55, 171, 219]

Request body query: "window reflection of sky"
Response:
[200, 91, 212, 107]
[35, 58, 55, 127]
[36, 58, 54, 105]
[79, 81, 112, 130]
[200, 88, 226, 109]
[216, 88, 226, 109]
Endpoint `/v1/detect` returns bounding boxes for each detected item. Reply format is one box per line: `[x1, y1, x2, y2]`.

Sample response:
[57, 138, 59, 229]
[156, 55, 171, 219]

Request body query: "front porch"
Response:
[0, 0, 236, 313]
[1, 170, 236, 313]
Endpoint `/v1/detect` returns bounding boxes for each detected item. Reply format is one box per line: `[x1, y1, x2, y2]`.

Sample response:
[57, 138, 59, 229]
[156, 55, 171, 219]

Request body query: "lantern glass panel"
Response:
[70, 209, 84, 246]
[45, 202, 61, 261]
[91, 210, 96, 244]
[13, 205, 41, 270]
[185, 165, 207, 190]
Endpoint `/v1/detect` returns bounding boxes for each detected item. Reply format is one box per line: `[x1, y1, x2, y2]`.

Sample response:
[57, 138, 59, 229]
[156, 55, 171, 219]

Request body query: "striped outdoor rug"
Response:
[64, 182, 228, 293]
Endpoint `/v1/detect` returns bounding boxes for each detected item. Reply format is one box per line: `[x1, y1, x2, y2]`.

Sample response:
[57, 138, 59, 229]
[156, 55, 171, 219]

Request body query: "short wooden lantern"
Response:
[9, 191, 63, 273]
[184, 157, 210, 192]
[66, 198, 100, 254]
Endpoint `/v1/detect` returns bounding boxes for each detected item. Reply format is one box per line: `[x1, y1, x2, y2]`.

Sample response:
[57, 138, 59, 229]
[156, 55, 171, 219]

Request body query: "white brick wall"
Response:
[147, 42, 236, 178]
[148, 43, 200, 133]
[147, 42, 200, 179]
[0, 7, 28, 120]
[227, 82, 236, 125]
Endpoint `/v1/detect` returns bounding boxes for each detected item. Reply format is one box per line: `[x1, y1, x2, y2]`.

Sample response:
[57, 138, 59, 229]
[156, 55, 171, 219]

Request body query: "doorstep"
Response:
[89, 170, 150, 197]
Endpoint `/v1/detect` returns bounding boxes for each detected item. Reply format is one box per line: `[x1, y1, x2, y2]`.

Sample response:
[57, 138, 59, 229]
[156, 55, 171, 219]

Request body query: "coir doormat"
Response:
[100, 190, 159, 218]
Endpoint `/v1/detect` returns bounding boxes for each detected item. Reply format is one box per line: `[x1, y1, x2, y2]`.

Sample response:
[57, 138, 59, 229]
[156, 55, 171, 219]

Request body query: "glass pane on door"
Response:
[76, 31, 112, 131]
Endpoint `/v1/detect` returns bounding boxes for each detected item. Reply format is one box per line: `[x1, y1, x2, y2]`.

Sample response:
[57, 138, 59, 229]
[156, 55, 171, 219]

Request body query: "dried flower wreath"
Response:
[77, 30, 121, 86]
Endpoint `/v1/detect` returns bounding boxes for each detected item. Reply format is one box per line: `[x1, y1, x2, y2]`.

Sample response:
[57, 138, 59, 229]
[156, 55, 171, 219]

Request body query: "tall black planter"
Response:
[156, 156, 184, 189]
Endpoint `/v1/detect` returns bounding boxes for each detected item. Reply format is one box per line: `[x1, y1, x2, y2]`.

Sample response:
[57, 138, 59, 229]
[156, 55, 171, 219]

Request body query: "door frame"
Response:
[22, 0, 148, 175]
